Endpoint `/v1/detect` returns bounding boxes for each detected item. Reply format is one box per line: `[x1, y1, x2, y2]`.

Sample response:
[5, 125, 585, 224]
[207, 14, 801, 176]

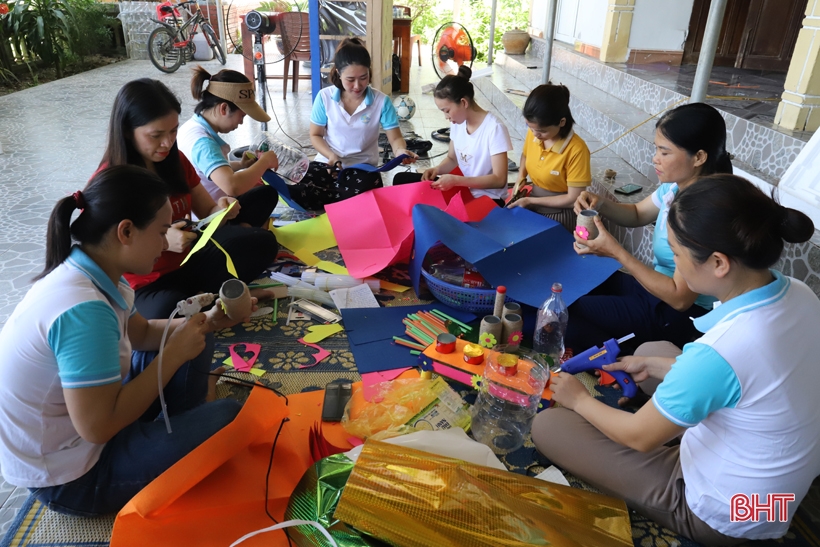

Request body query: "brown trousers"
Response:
[531, 342, 745, 547]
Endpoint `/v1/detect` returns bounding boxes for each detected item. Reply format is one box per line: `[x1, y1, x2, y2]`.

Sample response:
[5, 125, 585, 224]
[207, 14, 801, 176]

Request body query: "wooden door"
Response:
[683, 0, 807, 72]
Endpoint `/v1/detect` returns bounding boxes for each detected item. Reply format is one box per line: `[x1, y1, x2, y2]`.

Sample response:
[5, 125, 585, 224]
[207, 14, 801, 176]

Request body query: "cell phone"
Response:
[614, 183, 643, 195]
[321, 381, 352, 422]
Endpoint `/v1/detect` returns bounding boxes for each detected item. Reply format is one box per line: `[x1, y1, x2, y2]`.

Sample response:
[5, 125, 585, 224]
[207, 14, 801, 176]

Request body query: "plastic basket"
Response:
[421, 267, 504, 314]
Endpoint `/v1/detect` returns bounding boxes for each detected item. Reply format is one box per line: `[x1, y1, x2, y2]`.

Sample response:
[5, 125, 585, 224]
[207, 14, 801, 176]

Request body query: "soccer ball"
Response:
[393, 96, 416, 121]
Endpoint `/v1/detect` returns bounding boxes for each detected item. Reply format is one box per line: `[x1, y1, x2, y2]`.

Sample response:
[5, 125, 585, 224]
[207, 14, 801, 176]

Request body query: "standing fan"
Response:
[431, 22, 476, 79]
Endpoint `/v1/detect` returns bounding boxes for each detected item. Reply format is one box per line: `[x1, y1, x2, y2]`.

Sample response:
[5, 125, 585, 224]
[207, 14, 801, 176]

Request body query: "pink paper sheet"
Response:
[325, 183, 496, 278]
[361, 367, 412, 402]
[229, 343, 261, 372]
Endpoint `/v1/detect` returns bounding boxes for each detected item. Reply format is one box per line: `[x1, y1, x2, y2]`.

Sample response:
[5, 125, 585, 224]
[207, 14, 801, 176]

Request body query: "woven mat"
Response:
[3, 252, 820, 547]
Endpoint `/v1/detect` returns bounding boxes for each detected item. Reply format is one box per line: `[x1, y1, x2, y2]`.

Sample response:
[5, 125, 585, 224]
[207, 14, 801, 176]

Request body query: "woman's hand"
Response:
[507, 196, 531, 209]
[163, 312, 209, 366]
[205, 297, 259, 332]
[325, 153, 341, 173]
[573, 215, 623, 259]
[422, 167, 438, 181]
[395, 149, 418, 164]
[603, 356, 651, 383]
[549, 372, 592, 411]
[257, 150, 279, 171]
[430, 174, 461, 191]
[166, 221, 198, 254]
[239, 151, 258, 169]
[217, 196, 240, 221]
[573, 191, 602, 215]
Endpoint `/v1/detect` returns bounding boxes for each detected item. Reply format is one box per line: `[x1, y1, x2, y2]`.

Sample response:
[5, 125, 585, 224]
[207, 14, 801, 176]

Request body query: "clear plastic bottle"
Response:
[254, 132, 310, 182]
[471, 346, 549, 454]
[533, 282, 568, 368]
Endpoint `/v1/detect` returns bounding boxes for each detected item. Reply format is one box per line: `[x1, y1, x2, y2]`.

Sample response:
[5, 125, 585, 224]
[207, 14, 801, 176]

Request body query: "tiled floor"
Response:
[0, 47, 522, 535]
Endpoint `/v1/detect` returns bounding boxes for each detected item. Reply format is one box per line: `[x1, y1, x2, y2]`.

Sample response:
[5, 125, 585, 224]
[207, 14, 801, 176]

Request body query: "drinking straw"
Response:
[392, 336, 427, 350]
[430, 309, 472, 330]
[248, 283, 285, 289]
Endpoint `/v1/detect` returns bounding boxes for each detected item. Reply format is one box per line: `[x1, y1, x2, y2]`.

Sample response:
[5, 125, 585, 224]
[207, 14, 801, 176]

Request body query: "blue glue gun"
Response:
[558, 334, 638, 398]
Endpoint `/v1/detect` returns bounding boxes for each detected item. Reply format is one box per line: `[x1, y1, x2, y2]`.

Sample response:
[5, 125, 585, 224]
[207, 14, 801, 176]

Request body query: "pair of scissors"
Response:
[173, 209, 224, 232]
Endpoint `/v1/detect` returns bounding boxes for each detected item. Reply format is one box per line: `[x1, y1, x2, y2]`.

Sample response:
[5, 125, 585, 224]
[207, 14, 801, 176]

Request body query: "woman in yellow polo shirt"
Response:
[508, 85, 591, 230]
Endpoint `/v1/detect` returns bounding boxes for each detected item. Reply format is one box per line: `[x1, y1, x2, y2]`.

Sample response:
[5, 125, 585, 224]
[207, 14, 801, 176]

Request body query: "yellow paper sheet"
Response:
[249, 368, 266, 377]
[272, 214, 337, 255]
[211, 239, 238, 278]
[379, 280, 410, 292]
[316, 261, 349, 275]
[180, 201, 236, 267]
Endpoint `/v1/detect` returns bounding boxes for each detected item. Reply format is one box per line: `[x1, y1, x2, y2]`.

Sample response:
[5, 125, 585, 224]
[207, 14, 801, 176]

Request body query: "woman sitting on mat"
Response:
[0, 166, 251, 516]
[177, 66, 280, 215]
[507, 84, 590, 230]
[534, 174, 820, 546]
[100, 79, 278, 319]
[302, 38, 418, 209]
[565, 103, 732, 352]
[395, 66, 512, 206]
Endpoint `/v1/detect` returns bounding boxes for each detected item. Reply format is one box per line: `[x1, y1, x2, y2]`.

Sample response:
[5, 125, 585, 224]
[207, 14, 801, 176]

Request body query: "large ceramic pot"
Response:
[501, 29, 531, 55]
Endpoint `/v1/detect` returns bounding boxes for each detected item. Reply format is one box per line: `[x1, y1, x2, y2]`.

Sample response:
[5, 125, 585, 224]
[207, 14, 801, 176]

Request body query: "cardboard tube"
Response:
[479, 315, 503, 348]
[219, 279, 252, 321]
[501, 313, 524, 350]
[503, 302, 521, 316]
[576, 209, 599, 248]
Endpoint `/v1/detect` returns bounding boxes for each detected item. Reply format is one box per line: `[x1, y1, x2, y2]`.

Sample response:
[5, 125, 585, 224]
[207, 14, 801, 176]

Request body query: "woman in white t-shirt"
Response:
[421, 66, 512, 204]
[533, 174, 820, 545]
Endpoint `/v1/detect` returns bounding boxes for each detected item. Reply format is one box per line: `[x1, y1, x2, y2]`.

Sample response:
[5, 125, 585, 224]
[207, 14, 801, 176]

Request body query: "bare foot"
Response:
[207, 366, 226, 402]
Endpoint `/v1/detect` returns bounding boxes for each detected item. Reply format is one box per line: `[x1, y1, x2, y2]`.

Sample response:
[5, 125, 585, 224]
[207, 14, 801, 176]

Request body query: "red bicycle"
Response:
[148, 0, 226, 73]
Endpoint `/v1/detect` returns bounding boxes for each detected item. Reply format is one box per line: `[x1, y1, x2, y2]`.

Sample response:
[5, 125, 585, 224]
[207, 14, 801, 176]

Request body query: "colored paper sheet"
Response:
[272, 214, 337, 255]
[379, 280, 411, 292]
[325, 182, 496, 278]
[361, 368, 412, 402]
[180, 200, 236, 267]
[262, 170, 307, 212]
[409, 205, 622, 308]
[110, 387, 353, 547]
[340, 304, 476, 374]
[296, 339, 331, 368]
[229, 342, 261, 372]
[316, 260, 349, 275]
[341, 303, 475, 347]
[303, 324, 344, 344]
[249, 368, 266, 377]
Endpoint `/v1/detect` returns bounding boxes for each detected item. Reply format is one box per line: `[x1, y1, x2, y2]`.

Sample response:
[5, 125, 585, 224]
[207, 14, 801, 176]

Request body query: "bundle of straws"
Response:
[393, 309, 472, 355]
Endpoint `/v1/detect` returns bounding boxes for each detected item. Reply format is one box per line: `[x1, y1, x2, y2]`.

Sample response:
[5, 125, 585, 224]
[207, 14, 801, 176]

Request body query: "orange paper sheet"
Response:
[111, 386, 353, 547]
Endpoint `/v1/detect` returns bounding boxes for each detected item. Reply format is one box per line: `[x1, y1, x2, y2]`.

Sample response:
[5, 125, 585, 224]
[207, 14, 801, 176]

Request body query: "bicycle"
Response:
[148, 0, 226, 74]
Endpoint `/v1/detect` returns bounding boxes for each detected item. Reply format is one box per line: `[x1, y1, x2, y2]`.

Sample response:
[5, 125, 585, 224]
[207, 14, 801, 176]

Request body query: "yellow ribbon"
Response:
[180, 201, 237, 277]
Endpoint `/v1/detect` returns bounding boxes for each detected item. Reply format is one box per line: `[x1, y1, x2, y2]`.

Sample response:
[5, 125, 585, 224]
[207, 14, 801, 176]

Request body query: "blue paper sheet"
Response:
[409, 205, 621, 308]
[341, 303, 475, 373]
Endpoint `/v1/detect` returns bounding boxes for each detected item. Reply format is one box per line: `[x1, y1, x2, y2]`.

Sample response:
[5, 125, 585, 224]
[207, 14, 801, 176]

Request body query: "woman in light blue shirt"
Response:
[565, 103, 732, 355]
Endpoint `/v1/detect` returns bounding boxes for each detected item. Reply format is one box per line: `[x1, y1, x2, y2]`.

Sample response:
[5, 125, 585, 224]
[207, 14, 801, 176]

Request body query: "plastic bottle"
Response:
[533, 282, 568, 368]
[470, 346, 549, 454]
[254, 132, 310, 182]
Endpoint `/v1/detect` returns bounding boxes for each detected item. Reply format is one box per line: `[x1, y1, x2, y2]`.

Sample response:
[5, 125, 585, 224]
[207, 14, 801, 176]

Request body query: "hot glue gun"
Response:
[557, 334, 638, 398]
[176, 293, 216, 319]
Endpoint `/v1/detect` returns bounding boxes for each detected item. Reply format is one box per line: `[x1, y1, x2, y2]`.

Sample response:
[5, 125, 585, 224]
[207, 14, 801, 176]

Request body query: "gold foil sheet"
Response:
[334, 441, 632, 547]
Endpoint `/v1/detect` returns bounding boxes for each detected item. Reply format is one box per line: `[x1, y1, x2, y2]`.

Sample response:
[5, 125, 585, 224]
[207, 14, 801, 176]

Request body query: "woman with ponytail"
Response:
[177, 66, 280, 217]
[0, 166, 248, 516]
[566, 103, 733, 353]
[100, 78, 278, 319]
[507, 84, 591, 230]
[534, 174, 820, 545]
[397, 65, 512, 205]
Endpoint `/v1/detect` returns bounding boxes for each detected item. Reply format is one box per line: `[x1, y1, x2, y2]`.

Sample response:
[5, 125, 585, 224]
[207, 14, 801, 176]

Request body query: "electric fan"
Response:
[431, 22, 476, 79]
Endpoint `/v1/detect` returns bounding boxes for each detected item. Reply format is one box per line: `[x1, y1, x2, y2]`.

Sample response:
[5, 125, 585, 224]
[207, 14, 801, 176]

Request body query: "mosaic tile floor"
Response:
[0, 46, 523, 534]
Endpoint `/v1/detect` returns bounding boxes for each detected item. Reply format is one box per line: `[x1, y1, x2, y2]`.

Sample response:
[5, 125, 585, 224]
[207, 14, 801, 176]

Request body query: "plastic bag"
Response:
[342, 378, 471, 441]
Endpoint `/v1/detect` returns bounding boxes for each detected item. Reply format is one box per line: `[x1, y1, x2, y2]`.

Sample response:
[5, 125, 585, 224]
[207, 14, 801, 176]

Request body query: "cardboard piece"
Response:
[325, 182, 496, 279]
[409, 205, 622, 308]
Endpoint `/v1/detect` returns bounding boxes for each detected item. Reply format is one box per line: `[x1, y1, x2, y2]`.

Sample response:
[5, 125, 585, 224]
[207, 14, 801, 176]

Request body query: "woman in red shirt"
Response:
[99, 79, 278, 319]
